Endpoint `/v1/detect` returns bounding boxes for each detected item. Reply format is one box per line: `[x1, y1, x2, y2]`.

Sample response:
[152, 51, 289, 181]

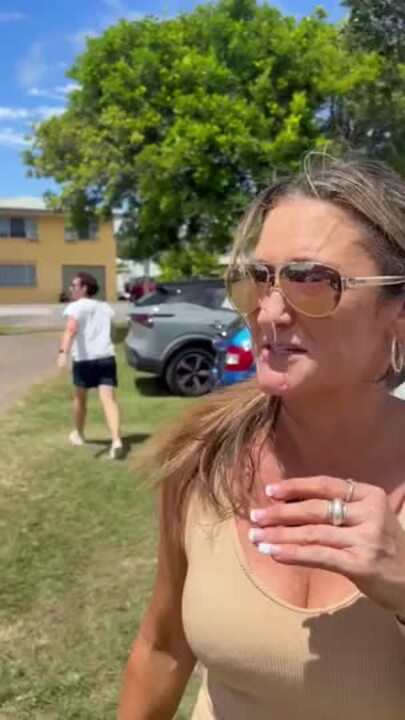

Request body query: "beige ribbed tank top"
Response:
[182, 494, 405, 720]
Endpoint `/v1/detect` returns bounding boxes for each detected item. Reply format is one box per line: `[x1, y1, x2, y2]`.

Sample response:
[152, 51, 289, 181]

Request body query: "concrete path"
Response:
[0, 333, 59, 413]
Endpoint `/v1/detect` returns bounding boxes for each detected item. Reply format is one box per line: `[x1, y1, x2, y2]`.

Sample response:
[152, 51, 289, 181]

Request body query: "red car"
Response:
[124, 276, 157, 301]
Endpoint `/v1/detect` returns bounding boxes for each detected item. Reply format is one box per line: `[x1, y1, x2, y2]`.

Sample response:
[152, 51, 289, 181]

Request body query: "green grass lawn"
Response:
[0, 347, 199, 719]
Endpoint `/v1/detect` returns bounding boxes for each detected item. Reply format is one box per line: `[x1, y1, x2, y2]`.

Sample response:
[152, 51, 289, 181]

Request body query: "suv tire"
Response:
[165, 346, 215, 397]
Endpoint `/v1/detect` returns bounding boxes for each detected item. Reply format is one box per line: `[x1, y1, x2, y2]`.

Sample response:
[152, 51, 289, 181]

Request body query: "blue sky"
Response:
[0, 0, 345, 199]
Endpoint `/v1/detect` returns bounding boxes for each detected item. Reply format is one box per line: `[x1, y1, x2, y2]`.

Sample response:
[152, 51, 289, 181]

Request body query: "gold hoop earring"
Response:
[391, 337, 404, 375]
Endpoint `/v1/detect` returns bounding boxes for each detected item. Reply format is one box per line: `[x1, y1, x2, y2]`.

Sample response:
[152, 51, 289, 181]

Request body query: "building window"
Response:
[24, 218, 38, 239]
[0, 264, 37, 287]
[0, 216, 38, 240]
[65, 221, 99, 241]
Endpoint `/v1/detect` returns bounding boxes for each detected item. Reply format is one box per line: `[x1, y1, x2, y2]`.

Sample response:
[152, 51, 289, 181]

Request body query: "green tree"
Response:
[24, 0, 379, 258]
[343, 0, 405, 59]
[158, 247, 221, 281]
[340, 0, 405, 171]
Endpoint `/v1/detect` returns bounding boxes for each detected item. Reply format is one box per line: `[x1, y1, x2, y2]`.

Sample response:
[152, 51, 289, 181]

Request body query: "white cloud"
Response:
[34, 106, 65, 120]
[68, 27, 99, 51]
[56, 82, 80, 95]
[68, 1, 146, 51]
[18, 43, 49, 90]
[0, 106, 65, 124]
[0, 12, 28, 22]
[28, 83, 79, 102]
[0, 108, 29, 121]
[101, 0, 123, 10]
[28, 87, 62, 101]
[100, 0, 145, 21]
[0, 128, 30, 148]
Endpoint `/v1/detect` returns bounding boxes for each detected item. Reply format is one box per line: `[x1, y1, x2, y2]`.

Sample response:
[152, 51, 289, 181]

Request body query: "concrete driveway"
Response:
[0, 333, 59, 413]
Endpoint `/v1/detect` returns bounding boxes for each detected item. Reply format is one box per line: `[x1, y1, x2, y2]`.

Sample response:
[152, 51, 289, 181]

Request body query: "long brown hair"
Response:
[135, 154, 405, 518]
[135, 380, 280, 521]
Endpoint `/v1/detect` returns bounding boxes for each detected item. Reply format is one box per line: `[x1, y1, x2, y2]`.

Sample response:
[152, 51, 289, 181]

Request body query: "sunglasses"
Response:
[226, 261, 405, 318]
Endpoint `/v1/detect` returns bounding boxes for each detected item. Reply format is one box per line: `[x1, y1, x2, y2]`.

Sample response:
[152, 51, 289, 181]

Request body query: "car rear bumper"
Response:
[124, 343, 162, 375]
[211, 356, 256, 387]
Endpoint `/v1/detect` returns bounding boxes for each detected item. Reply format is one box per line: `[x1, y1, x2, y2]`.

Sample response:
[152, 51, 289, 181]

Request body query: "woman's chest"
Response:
[235, 517, 358, 610]
[183, 516, 405, 719]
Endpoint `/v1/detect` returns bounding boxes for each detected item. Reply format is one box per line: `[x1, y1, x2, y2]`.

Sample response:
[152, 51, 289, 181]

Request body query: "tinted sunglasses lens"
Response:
[227, 265, 268, 314]
[279, 263, 342, 317]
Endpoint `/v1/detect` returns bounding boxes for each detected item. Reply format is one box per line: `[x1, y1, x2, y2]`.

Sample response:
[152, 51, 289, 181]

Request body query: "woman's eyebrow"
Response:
[250, 256, 273, 264]
[250, 256, 317, 264]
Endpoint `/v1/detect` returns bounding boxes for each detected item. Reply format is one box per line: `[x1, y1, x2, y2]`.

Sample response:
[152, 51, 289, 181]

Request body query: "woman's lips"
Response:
[260, 344, 307, 358]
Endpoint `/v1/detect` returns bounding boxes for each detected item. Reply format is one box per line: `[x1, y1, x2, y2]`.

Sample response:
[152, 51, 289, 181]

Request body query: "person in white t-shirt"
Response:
[58, 272, 123, 459]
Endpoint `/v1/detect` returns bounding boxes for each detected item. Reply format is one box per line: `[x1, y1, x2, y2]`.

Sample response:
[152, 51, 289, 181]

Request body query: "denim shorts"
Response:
[72, 356, 118, 388]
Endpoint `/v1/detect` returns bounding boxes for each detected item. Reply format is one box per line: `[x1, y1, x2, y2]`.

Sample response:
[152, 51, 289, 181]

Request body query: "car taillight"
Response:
[130, 313, 154, 327]
[224, 345, 253, 372]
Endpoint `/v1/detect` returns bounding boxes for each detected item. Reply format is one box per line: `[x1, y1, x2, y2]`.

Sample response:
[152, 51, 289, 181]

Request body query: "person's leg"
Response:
[98, 385, 121, 445]
[73, 387, 88, 439]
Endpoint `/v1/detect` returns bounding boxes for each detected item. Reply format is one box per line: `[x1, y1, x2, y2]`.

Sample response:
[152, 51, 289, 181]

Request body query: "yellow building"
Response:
[0, 197, 116, 303]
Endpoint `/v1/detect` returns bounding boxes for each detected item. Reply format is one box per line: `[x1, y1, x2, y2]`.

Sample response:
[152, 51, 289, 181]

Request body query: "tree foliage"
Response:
[341, 0, 405, 171]
[25, 0, 380, 259]
[158, 247, 221, 281]
[343, 0, 405, 59]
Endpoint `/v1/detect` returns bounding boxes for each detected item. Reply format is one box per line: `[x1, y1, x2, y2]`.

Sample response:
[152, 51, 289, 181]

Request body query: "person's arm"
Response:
[118, 486, 196, 720]
[109, 305, 119, 345]
[58, 317, 78, 368]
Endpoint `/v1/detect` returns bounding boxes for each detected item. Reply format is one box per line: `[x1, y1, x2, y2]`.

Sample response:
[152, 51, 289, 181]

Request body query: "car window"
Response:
[178, 286, 206, 304]
[134, 283, 226, 308]
[134, 288, 172, 306]
[202, 287, 227, 309]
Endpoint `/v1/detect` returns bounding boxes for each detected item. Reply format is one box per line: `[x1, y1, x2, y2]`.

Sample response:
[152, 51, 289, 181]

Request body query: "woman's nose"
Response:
[257, 287, 294, 325]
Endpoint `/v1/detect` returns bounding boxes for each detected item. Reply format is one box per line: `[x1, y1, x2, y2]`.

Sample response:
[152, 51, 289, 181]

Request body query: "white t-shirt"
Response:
[63, 298, 115, 362]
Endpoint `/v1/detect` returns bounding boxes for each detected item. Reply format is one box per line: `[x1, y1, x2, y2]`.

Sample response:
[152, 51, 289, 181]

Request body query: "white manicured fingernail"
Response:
[258, 543, 275, 555]
[265, 484, 281, 497]
[250, 509, 265, 523]
[248, 528, 260, 543]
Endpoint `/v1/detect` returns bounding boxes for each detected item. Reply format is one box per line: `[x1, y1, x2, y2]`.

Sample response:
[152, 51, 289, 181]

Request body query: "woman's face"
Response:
[248, 196, 404, 399]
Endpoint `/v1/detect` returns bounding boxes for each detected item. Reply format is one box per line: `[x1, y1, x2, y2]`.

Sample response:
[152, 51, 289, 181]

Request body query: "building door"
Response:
[62, 265, 106, 300]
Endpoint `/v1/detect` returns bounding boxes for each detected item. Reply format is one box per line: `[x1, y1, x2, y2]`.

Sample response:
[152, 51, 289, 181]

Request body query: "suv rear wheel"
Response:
[165, 346, 215, 397]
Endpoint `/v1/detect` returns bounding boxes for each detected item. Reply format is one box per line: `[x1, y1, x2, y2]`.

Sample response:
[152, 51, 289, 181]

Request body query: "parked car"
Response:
[125, 282, 236, 396]
[134, 277, 226, 310]
[125, 276, 157, 301]
[212, 317, 255, 387]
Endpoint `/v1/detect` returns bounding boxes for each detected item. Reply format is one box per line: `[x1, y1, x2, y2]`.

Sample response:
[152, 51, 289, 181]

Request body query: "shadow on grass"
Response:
[88, 432, 150, 459]
[134, 376, 170, 397]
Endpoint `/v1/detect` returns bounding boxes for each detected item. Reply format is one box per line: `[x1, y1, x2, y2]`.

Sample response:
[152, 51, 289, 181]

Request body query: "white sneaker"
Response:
[69, 430, 85, 446]
[108, 440, 123, 459]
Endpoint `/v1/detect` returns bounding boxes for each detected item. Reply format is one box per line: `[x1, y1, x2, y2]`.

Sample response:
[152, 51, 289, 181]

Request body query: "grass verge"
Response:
[0, 347, 199, 719]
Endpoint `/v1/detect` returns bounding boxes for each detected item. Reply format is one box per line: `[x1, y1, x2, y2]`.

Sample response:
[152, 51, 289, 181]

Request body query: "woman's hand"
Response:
[57, 351, 67, 369]
[249, 477, 405, 617]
